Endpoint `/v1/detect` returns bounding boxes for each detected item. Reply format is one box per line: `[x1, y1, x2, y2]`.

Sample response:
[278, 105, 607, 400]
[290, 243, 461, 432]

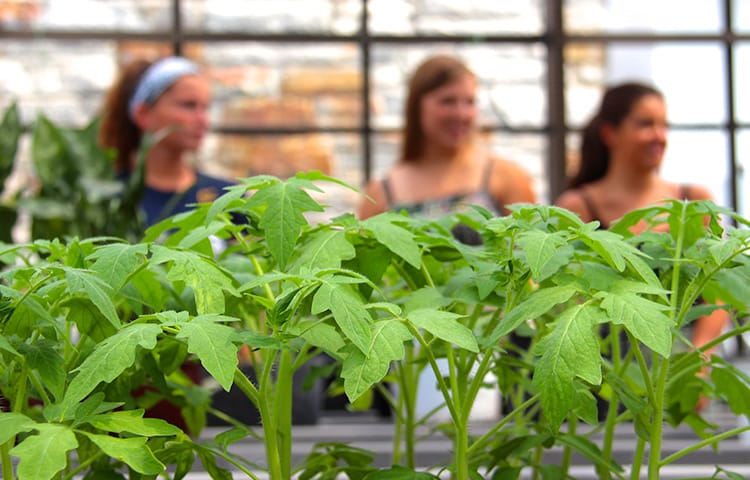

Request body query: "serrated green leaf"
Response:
[292, 320, 347, 360]
[19, 341, 66, 402]
[489, 285, 578, 343]
[342, 319, 411, 402]
[65, 297, 117, 342]
[150, 245, 237, 315]
[246, 180, 323, 269]
[232, 330, 284, 350]
[363, 215, 422, 269]
[517, 229, 571, 281]
[10, 424, 78, 480]
[177, 220, 227, 249]
[176, 315, 239, 391]
[86, 243, 148, 292]
[313, 282, 371, 354]
[0, 412, 36, 444]
[403, 287, 452, 314]
[533, 304, 603, 429]
[64, 267, 120, 329]
[291, 229, 356, 271]
[83, 432, 165, 475]
[86, 409, 182, 436]
[407, 309, 478, 352]
[598, 291, 672, 357]
[62, 323, 162, 415]
[712, 364, 750, 417]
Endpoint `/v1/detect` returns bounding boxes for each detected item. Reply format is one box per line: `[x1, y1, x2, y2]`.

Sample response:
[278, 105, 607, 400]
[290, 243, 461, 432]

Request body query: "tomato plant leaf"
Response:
[597, 291, 672, 357]
[341, 319, 411, 402]
[176, 315, 239, 391]
[312, 282, 371, 354]
[533, 304, 603, 429]
[83, 432, 165, 475]
[85, 409, 182, 436]
[363, 215, 422, 269]
[407, 309, 478, 353]
[19, 341, 66, 402]
[246, 179, 323, 269]
[150, 245, 237, 315]
[10, 423, 78, 480]
[517, 229, 571, 281]
[86, 243, 148, 292]
[62, 323, 162, 415]
[489, 285, 578, 343]
[0, 412, 36, 445]
[64, 267, 120, 329]
[290, 229, 356, 271]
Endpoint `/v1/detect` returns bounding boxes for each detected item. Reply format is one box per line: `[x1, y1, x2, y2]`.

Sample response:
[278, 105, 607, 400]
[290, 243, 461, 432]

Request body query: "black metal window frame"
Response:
[2, 0, 749, 207]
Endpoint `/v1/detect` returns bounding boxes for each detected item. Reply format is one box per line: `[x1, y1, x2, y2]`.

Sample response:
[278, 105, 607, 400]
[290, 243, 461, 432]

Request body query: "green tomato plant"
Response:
[1, 171, 750, 480]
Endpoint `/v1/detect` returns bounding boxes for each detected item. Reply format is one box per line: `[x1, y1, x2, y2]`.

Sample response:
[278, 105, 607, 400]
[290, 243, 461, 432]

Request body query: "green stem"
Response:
[660, 425, 750, 466]
[467, 394, 540, 456]
[648, 202, 688, 480]
[1, 441, 13, 480]
[275, 349, 294, 480]
[561, 414, 576, 476]
[400, 350, 417, 468]
[63, 451, 105, 480]
[629, 438, 646, 480]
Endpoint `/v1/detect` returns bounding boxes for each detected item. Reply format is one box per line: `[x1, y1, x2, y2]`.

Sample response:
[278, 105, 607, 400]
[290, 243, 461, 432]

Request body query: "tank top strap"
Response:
[480, 155, 495, 191]
[678, 184, 691, 200]
[381, 177, 395, 207]
[580, 187, 608, 229]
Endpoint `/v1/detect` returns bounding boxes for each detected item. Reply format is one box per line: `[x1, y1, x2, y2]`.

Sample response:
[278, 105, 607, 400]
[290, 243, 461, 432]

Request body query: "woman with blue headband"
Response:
[99, 56, 235, 227]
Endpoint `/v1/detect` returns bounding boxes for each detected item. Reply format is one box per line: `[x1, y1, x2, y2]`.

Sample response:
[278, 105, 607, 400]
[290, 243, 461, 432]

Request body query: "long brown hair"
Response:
[98, 59, 151, 173]
[569, 82, 664, 189]
[400, 54, 475, 163]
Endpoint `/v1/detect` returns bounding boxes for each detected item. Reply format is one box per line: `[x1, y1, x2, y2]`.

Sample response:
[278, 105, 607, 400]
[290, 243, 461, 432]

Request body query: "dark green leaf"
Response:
[291, 229, 356, 271]
[597, 291, 672, 357]
[517, 229, 571, 281]
[19, 341, 66, 402]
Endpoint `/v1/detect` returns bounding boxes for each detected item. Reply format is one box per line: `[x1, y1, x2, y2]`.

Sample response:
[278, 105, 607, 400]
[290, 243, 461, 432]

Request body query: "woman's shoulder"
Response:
[487, 154, 536, 204]
[554, 187, 590, 216]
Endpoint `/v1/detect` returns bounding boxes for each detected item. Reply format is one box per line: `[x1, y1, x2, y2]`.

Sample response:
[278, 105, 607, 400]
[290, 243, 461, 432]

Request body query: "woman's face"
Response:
[606, 94, 668, 171]
[419, 73, 478, 151]
[139, 75, 211, 153]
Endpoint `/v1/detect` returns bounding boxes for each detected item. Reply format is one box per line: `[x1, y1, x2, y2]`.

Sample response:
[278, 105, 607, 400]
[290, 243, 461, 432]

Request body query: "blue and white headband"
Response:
[128, 56, 200, 120]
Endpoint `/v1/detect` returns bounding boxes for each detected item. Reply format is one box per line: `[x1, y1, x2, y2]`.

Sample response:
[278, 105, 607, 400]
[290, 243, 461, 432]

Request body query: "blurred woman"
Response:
[555, 82, 728, 409]
[358, 54, 535, 230]
[99, 56, 233, 227]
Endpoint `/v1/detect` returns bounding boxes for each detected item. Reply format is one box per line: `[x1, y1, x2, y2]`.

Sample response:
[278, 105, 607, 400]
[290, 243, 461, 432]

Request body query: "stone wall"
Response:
[0, 0, 608, 216]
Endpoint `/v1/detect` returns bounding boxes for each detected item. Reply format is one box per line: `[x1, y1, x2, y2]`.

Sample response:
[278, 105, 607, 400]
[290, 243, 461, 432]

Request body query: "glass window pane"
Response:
[0, 0, 171, 32]
[736, 43, 750, 124]
[567, 42, 727, 127]
[369, 0, 543, 35]
[182, 0, 361, 34]
[0, 40, 119, 125]
[565, 0, 722, 34]
[185, 42, 362, 130]
[661, 130, 731, 208]
[371, 44, 547, 131]
[733, 0, 750, 32]
[738, 129, 750, 217]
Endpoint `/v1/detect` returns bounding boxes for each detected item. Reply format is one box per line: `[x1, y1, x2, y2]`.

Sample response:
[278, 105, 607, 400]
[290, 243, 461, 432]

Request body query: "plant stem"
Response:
[629, 438, 646, 480]
[466, 394, 540, 456]
[1, 442, 13, 480]
[660, 425, 750, 466]
[275, 349, 294, 480]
